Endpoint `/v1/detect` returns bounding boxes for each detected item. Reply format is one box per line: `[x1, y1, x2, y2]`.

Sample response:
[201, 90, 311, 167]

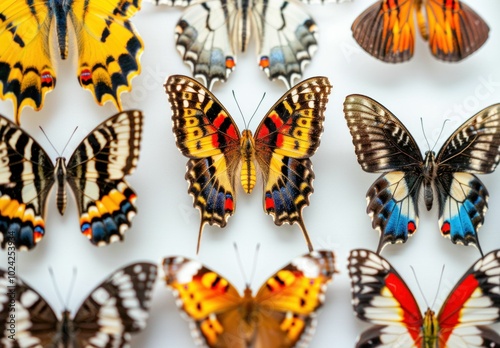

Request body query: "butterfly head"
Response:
[422, 309, 439, 346]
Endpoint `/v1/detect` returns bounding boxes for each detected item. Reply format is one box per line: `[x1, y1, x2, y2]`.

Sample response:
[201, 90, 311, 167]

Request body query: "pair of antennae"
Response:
[48, 267, 78, 309]
[410, 264, 445, 309]
[233, 243, 260, 287]
[232, 91, 266, 130]
[39, 126, 79, 157]
[420, 118, 449, 152]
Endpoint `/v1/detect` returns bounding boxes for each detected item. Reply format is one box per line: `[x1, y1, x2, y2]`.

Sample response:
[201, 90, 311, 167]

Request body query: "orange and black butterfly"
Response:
[352, 0, 489, 63]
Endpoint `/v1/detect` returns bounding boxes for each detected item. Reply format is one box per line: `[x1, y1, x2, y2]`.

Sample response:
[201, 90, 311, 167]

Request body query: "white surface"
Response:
[1, 1, 500, 347]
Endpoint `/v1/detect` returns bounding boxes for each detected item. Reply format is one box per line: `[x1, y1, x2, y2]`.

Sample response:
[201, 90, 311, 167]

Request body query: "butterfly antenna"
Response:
[410, 265, 430, 309]
[248, 244, 261, 287]
[61, 127, 79, 156]
[232, 90, 248, 129]
[247, 93, 266, 129]
[420, 118, 432, 152]
[65, 267, 78, 309]
[39, 127, 61, 157]
[431, 119, 450, 153]
[49, 267, 67, 310]
[431, 265, 445, 310]
[233, 243, 249, 287]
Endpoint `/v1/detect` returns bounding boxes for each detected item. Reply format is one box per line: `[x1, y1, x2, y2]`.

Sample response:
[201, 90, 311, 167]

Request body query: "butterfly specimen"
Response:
[0, 0, 144, 124]
[0, 262, 157, 346]
[163, 250, 336, 347]
[149, 0, 345, 89]
[0, 110, 143, 250]
[166, 75, 331, 253]
[348, 248, 500, 347]
[344, 94, 500, 255]
[351, 0, 490, 63]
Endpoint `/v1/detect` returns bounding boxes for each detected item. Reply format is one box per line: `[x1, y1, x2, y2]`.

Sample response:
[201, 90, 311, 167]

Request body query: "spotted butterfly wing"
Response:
[351, 0, 489, 63]
[0, 0, 143, 124]
[166, 75, 331, 252]
[344, 94, 500, 254]
[0, 263, 157, 347]
[348, 248, 500, 347]
[0, 110, 143, 250]
[163, 250, 335, 347]
[148, 0, 347, 89]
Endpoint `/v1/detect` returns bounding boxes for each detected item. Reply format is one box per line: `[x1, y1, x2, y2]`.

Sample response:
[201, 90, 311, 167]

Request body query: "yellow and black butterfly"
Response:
[0, 0, 144, 124]
[165, 75, 331, 253]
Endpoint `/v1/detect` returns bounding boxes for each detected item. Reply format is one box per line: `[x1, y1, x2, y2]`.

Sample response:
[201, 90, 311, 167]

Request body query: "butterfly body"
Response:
[344, 95, 500, 254]
[163, 250, 335, 347]
[352, 0, 489, 63]
[349, 249, 500, 347]
[167, 75, 331, 252]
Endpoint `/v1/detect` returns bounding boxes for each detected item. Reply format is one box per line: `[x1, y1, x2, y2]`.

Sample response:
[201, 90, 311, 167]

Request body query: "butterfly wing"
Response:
[72, 262, 157, 347]
[348, 249, 424, 347]
[0, 115, 55, 250]
[0, 269, 59, 346]
[351, 0, 416, 63]
[66, 110, 143, 246]
[252, 250, 336, 347]
[436, 249, 500, 346]
[425, 0, 489, 62]
[68, 0, 143, 110]
[165, 75, 241, 252]
[344, 95, 424, 252]
[435, 105, 500, 254]
[0, 1, 56, 123]
[251, 0, 318, 89]
[162, 256, 245, 348]
[253, 76, 330, 251]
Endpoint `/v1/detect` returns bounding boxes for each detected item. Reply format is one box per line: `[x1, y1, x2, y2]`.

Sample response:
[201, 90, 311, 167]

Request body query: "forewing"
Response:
[68, 0, 143, 110]
[0, 115, 55, 250]
[162, 256, 244, 348]
[437, 249, 500, 345]
[252, 0, 318, 89]
[253, 250, 336, 348]
[426, 0, 489, 62]
[254, 77, 330, 245]
[0, 269, 58, 347]
[0, 0, 56, 123]
[344, 94, 424, 173]
[66, 110, 143, 246]
[348, 249, 424, 346]
[73, 263, 158, 347]
[351, 0, 416, 63]
[436, 104, 500, 174]
[166, 75, 240, 233]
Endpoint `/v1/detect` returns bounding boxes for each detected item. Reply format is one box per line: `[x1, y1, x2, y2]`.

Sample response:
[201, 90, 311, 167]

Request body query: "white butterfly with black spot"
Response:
[0, 263, 157, 347]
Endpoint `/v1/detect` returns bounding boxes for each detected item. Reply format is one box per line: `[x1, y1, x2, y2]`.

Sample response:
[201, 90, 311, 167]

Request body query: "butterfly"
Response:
[148, 0, 346, 89]
[0, 0, 144, 124]
[351, 0, 490, 63]
[348, 248, 500, 347]
[343, 94, 500, 255]
[0, 262, 157, 347]
[0, 110, 143, 251]
[166, 74, 331, 253]
[163, 249, 336, 347]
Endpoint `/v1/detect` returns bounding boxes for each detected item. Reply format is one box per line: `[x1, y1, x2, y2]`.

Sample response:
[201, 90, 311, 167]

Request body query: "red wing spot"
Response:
[225, 197, 233, 211]
[41, 71, 54, 88]
[213, 113, 226, 128]
[259, 56, 270, 69]
[265, 196, 274, 210]
[276, 133, 284, 147]
[226, 57, 235, 69]
[80, 69, 92, 86]
[441, 222, 450, 235]
[34, 232, 43, 243]
[256, 125, 270, 139]
[408, 221, 416, 234]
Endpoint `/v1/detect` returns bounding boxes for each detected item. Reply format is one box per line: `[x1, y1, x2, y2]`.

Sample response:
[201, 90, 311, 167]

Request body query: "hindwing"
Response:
[162, 250, 335, 348]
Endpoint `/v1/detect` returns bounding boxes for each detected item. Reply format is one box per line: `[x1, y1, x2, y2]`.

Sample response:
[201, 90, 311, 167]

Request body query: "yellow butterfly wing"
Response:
[68, 0, 143, 110]
[0, 0, 56, 123]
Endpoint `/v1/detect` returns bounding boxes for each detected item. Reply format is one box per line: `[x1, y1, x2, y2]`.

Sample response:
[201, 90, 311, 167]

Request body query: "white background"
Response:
[1, 1, 500, 347]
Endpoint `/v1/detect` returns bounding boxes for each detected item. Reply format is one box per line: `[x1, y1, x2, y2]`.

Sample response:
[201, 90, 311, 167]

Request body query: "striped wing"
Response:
[435, 104, 500, 255]
[68, 0, 143, 110]
[0, 0, 56, 123]
[344, 94, 424, 252]
[348, 249, 424, 347]
[66, 110, 143, 246]
[351, 0, 416, 63]
[0, 115, 54, 250]
[165, 75, 241, 252]
[436, 249, 500, 346]
[254, 77, 331, 252]
[425, 0, 489, 62]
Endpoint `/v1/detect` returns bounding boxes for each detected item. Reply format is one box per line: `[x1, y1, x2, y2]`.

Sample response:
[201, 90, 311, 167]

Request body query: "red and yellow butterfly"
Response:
[348, 249, 500, 347]
[162, 250, 336, 347]
[351, 0, 490, 63]
[165, 75, 331, 253]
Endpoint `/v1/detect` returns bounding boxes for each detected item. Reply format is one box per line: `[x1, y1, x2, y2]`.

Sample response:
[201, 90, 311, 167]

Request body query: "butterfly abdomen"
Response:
[53, 1, 69, 59]
[240, 130, 256, 194]
[55, 157, 68, 215]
